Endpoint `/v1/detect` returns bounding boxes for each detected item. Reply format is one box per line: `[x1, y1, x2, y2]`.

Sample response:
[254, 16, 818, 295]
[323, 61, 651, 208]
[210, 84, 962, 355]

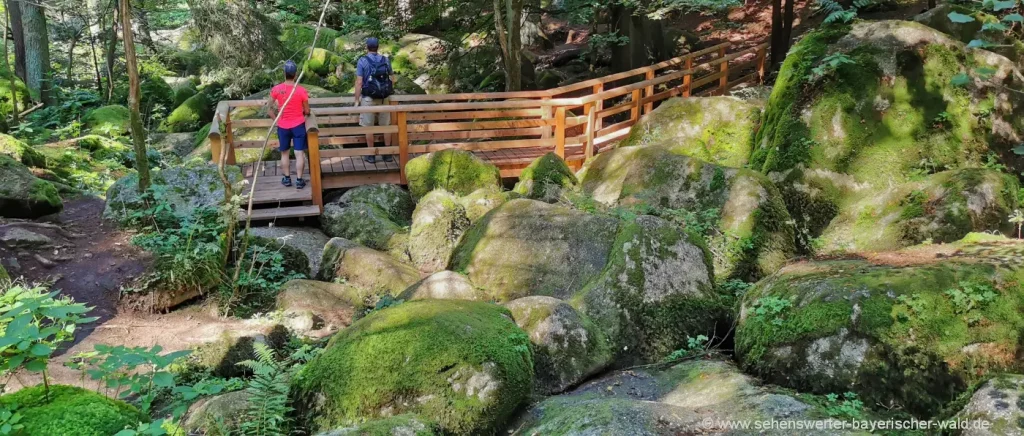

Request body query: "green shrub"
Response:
[0, 385, 146, 436]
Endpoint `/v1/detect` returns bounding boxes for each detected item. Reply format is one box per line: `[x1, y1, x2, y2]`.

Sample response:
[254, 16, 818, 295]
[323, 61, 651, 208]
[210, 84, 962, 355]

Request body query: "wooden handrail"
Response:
[306, 114, 323, 210]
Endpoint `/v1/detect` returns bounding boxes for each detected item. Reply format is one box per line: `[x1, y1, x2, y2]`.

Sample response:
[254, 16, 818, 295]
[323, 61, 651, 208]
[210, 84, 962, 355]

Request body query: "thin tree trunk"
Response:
[492, 0, 523, 91]
[67, 36, 79, 85]
[6, 0, 25, 83]
[770, 0, 784, 70]
[782, 0, 795, 52]
[90, 32, 103, 94]
[105, 0, 119, 102]
[120, 0, 151, 193]
[21, 0, 51, 104]
[133, 0, 156, 51]
[3, 5, 18, 126]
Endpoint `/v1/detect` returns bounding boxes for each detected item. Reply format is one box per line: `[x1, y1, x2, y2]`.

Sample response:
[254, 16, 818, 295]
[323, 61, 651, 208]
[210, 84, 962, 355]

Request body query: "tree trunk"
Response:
[105, 0, 119, 102]
[770, 0, 785, 69]
[3, 5, 18, 126]
[120, 0, 151, 193]
[90, 32, 103, 94]
[133, 0, 156, 51]
[21, 0, 51, 104]
[493, 0, 524, 91]
[67, 36, 79, 85]
[6, 0, 25, 83]
[782, 0, 795, 51]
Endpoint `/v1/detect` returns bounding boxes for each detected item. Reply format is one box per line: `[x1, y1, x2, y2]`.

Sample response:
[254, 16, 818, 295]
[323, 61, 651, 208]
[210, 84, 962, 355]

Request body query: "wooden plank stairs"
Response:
[208, 42, 770, 221]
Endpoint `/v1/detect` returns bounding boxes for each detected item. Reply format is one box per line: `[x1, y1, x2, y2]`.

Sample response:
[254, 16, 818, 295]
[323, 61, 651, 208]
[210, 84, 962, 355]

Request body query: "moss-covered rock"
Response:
[0, 133, 45, 167]
[335, 184, 414, 225]
[83, 105, 131, 136]
[0, 385, 147, 436]
[280, 23, 340, 54]
[321, 202, 408, 254]
[317, 415, 439, 436]
[450, 199, 620, 302]
[293, 300, 533, 435]
[406, 149, 501, 200]
[276, 279, 359, 335]
[956, 374, 1024, 435]
[183, 390, 250, 433]
[317, 238, 422, 305]
[172, 82, 199, 108]
[505, 296, 611, 395]
[579, 146, 796, 282]
[243, 235, 310, 277]
[620, 97, 761, 168]
[515, 358, 855, 435]
[141, 74, 175, 117]
[512, 152, 577, 202]
[409, 190, 471, 273]
[303, 47, 344, 77]
[0, 155, 62, 218]
[192, 323, 289, 378]
[751, 21, 1024, 182]
[458, 187, 512, 223]
[736, 240, 1024, 417]
[103, 164, 242, 224]
[576, 215, 722, 364]
[398, 270, 482, 301]
[35, 135, 134, 193]
[913, 4, 1024, 65]
[161, 91, 215, 133]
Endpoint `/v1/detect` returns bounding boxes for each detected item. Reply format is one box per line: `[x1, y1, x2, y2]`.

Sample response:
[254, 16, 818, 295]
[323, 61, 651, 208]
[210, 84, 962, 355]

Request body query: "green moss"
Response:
[0, 385, 147, 435]
[161, 92, 214, 133]
[293, 300, 533, 435]
[320, 202, 407, 252]
[83, 105, 131, 136]
[279, 23, 341, 54]
[302, 47, 343, 77]
[172, 83, 198, 108]
[0, 133, 45, 167]
[34, 136, 133, 193]
[513, 152, 577, 200]
[331, 415, 439, 435]
[335, 184, 415, 226]
[405, 149, 501, 200]
[141, 74, 175, 116]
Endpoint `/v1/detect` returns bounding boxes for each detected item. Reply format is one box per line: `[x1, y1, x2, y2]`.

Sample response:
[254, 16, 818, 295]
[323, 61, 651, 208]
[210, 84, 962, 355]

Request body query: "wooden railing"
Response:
[208, 42, 768, 212]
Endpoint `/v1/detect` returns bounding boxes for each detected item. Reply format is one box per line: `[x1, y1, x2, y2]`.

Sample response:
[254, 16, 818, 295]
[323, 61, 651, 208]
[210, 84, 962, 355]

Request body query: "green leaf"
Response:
[152, 372, 174, 388]
[967, 39, 991, 48]
[23, 359, 46, 372]
[948, 11, 976, 23]
[1004, 13, 1024, 22]
[113, 431, 136, 436]
[975, 66, 998, 78]
[993, 0, 1016, 11]
[28, 343, 52, 357]
[983, 22, 1009, 31]
[1012, 145, 1024, 155]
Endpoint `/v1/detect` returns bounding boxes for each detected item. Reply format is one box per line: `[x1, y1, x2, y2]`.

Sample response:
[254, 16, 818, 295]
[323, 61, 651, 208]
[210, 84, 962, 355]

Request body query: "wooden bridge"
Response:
[208, 42, 768, 220]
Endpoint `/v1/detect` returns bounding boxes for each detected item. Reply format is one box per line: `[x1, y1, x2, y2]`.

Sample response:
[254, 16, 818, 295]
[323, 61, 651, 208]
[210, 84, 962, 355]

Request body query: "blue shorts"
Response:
[277, 124, 308, 152]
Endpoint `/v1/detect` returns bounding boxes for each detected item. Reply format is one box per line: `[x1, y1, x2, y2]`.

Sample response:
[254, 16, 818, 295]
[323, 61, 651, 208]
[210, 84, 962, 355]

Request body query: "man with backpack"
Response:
[354, 37, 396, 164]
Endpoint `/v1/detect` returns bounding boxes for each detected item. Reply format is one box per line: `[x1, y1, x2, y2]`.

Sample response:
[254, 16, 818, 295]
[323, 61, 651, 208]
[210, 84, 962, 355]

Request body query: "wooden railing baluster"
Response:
[630, 89, 642, 124]
[398, 109, 410, 184]
[718, 45, 729, 96]
[554, 106, 566, 158]
[306, 115, 323, 211]
[225, 111, 236, 165]
[683, 57, 693, 97]
[584, 102, 596, 159]
[644, 70, 655, 114]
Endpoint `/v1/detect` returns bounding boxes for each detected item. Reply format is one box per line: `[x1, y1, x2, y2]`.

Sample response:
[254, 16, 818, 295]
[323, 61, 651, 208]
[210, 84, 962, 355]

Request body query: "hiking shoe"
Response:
[364, 155, 376, 164]
[296, 178, 307, 189]
[383, 154, 394, 162]
[281, 176, 292, 187]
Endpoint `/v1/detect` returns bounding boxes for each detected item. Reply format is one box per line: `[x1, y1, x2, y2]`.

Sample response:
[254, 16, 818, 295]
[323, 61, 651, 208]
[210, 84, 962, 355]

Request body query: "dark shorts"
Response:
[277, 124, 308, 152]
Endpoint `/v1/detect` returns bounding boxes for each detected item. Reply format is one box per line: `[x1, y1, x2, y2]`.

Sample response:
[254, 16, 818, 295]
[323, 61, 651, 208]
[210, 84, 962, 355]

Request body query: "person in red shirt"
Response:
[267, 60, 311, 189]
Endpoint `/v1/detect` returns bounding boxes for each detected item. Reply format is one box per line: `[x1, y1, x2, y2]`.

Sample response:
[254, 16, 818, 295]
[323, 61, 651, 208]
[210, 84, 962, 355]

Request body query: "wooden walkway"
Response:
[213, 42, 769, 220]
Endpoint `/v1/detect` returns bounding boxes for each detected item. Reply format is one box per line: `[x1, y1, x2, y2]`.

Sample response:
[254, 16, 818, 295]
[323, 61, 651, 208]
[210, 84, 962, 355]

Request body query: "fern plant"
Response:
[817, 0, 873, 24]
[238, 344, 292, 436]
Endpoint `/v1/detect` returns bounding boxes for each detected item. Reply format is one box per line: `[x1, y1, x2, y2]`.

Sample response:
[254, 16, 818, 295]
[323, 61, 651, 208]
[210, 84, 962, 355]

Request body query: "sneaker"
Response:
[296, 178, 307, 189]
[364, 155, 376, 164]
[383, 154, 394, 162]
[281, 176, 292, 187]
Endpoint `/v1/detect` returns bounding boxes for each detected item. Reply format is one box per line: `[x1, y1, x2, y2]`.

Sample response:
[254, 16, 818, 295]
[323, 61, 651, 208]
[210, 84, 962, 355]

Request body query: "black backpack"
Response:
[361, 55, 394, 99]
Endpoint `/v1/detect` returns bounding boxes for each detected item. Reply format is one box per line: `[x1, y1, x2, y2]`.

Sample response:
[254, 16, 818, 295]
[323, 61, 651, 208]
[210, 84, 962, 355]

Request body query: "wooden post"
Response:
[209, 130, 222, 166]
[592, 83, 604, 131]
[630, 89, 642, 124]
[398, 110, 409, 184]
[718, 45, 729, 96]
[554, 106, 566, 158]
[683, 57, 693, 97]
[389, 100, 399, 145]
[756, 46, 767, 84]
[306, 117, 323, 211]
[541, 97, 553, 139]
[584, 102, 596, 159]
[224, 111, 236, 165]
[644, 70, 655, 114]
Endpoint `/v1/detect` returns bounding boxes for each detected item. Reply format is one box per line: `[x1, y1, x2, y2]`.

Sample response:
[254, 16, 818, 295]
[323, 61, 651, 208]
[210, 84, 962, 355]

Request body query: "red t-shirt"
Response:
[270, 83, 309, 129]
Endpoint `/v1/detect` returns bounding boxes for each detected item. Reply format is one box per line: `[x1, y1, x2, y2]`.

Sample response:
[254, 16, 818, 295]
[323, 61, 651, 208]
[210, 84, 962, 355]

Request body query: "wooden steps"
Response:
[239, 205, 321, 221]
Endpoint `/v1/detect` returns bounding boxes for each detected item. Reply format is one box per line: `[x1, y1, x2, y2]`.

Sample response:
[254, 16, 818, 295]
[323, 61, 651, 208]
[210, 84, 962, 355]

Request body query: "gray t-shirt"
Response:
[356, 53, 392, 78]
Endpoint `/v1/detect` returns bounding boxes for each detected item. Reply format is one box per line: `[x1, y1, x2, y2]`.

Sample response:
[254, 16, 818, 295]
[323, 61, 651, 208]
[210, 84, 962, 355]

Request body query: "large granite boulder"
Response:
[0, 133, 45, 168]
[0, 156, 62, 219]
[619, 96, 761, 168]
[736, 238, 1024, 417]
[398, 270, 482, 301]
[579, 146, 796, 282]
[458, 187, 512, 223]
[956, 374, 1024, 435]
[409, 190, 471, 273]
[276, 279, 359, 336]
[512, 152, 578, 202]
[405, 149, 501, 200]
[320, 184, 414, 255]
[103, 164, 241, 224]
[317, 238, 421, 305]
[292, 300, 533, 435]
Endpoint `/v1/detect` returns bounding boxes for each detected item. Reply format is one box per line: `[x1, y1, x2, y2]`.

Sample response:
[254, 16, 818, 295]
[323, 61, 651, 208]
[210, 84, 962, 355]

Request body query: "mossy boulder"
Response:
[141, 74, 175, 116]
[956, 374, 1024, 435]
[82, 105, 131, 136]
[293, 300, 533, 435]
[193, 324, 289, 378]
[321, 202, 408, 254]
[450, 199, 620, 302]
[0, 133, 45, 168]
[0, 385, 147, 436]
[786, 167, 1020, 254]
[512, 152, 577, 202]
[161, 92, 215, 133]
[276, 279, 359, 335]
[409, 190, 472, 273]
[913, 4, 1024, 66]
[172, 82, 199, 108]
[620, 97, 761, 168]
[399, 270, 482, 301]
[515, 358, 853, 435]
[303, 47, 344, 77]
[243, 235, 310, 277]
[0, 156, 62, 218]
[579, 146, 796, 282]
[505, 296, 612, 395]
[34, 136, 134, 193]
[317, 238, 422, 305]
[735, 240, 1024, 417]
[406, 149, 501, 200]
[103, 164, 242, 224]
[458, 187, 512, 223]
[751, 21, 1024, 182]
[335, 184, 414, 224]
[183, 390, 251, 433]
[317, 415, 439, 436]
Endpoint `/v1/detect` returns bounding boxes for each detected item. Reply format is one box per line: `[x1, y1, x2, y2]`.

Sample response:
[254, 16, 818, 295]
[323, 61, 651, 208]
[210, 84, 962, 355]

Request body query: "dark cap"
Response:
[366, 37, 379, 49]
[283, 60, 298, 75]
